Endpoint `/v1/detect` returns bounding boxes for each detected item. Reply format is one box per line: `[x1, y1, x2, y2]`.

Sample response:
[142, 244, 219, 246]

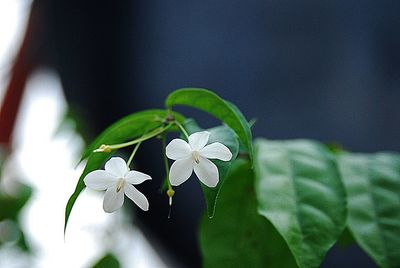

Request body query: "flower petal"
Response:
[169, 157, 194, 186]
[105, 157, 128, 177]
[84, 170, 117, 190]
[166, 139, 191, 160]
[103, 185, 125, 213]
[125, 170, 152, 185]
[194, 157, 219, 187]
[200, 142, 232, 161]
[124, 184, 149, 211]
[188, 131, 210, 151]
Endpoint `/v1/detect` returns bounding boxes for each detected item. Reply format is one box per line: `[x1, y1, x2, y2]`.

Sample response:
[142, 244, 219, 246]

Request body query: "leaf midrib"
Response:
[362, 158, 390, 267]
[285, 146, 308, 268]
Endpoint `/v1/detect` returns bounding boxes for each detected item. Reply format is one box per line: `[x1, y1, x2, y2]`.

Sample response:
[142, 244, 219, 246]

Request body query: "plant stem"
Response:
[173, 120, 189, 140]
[162, 133, 172, 189]
[127, 141, 142, 167]
[108, 123, 172, 150]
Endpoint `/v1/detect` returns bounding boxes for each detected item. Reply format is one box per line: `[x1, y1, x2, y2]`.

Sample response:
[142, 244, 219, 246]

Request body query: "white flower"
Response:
[166, 131, 232, 187]
[84, 157, 151, 212]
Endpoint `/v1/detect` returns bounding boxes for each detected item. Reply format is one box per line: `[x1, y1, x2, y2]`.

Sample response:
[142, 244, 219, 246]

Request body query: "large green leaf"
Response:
[254, 139, 347, 268]
[200, 159, 297, 268]
[65, 110, 185, 233]
[184, 119, 239, 218]
[338, 152, 400, 268]
[165, 88, 253, 163]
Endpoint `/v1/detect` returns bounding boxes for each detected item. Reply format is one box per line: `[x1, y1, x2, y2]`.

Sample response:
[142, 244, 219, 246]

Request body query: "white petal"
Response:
[169, 157, 194, 186]
[166, 139, 191, 160]
[103, 185, 125, 213]
[125, 170, 152, 185]
[188, 131, 210, 151]
[194, 157, 219, 187]
[84, 170, 117, 190]
[105, 157, 128, 177]
[124, 184, 149, 211]
[200, 142, 232, 161]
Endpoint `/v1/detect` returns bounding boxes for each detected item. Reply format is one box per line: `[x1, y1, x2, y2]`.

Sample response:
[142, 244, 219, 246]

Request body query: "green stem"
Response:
[162, 133, 172, 189]
[108, 123, 172, 150]
[173, 120, 189, 140]
[127, 141, 142, 167]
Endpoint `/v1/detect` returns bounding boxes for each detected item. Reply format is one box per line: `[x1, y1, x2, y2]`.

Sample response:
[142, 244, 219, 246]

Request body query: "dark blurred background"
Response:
[6, 0, 400, 267]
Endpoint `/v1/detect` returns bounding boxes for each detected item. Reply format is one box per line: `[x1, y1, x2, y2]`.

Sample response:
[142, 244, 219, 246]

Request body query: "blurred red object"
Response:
[0, 6, 37, 152]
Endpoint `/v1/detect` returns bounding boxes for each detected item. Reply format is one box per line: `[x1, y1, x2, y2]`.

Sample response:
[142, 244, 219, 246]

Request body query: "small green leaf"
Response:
[92, 253, 120, 268]
[338, 152, 400, 268]
[254, 139, 347, 268]
[200, 159, 297, 268]
[165, 88, 253, 163]
[0, 184, 32, 221]
[184, 119, 239, 217]
[65, 109, 185, 233]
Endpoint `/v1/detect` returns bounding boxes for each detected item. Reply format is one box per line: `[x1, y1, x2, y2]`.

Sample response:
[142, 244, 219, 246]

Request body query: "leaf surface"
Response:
[338, 152, 400, 268]
[254, 139, 347, 268]
[200, 159, 297, 268]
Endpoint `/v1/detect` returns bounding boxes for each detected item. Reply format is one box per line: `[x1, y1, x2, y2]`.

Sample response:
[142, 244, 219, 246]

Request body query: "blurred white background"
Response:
[0, 1, 165, 267]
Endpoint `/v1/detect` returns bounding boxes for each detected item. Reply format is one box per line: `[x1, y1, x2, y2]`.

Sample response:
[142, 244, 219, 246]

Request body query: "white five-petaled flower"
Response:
[84, 157, 151, 213]
[166, 131, 232, 187]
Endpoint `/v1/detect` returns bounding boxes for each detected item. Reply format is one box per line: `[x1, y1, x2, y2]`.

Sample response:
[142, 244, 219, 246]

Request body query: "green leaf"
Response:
[92, 253, 120, 268]
[338, 152, 400, 268]
[200, 159, 297, 268]
[0, 184, 32, 221]
[80, 109, 184, 161]
[254, 139, 347, 268]
[184, 119, 239, 218]
[65, 109, 185, 233]
[165, 88, 253, 163]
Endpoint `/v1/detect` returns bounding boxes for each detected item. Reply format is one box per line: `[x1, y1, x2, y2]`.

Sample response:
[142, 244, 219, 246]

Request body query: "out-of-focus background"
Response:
[0, 0, 399, 267]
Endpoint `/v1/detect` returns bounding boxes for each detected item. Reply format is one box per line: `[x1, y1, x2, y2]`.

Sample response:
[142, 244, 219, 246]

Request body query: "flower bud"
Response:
[93, 144, 112, 153]
[167, 188, 175, 206]
[167, 188, 175, 198]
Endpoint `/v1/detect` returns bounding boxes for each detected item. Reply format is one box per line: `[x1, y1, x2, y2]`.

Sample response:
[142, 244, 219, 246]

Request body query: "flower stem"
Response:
[162, 132, 175, 219]
[127, 141, 142, 167]
[106, 123, 173, 150]
[173, 120, 189, 140]
[162, 133, 172, 189]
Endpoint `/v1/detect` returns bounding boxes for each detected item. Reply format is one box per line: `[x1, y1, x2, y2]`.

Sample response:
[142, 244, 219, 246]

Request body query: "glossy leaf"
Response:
[338, 152, 400, 268]
[65, 109, 185, 233]
[165, 88, 253, 162]
[184, 119, 239, 217]
[254, 139, 347, 268]
[200, 159, 297, 268]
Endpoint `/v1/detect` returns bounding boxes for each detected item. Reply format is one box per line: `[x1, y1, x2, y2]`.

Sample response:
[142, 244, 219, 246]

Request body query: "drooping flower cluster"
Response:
[83, 131, 232, 213]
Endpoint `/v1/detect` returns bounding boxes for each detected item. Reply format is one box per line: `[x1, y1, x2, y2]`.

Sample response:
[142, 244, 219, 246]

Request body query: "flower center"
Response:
[192, 151, 200, 164]
[116, 178, 126, 192]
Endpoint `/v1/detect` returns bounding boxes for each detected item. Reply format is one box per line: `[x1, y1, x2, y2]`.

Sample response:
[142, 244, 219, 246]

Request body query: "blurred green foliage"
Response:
[92, 253, 120, 268]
